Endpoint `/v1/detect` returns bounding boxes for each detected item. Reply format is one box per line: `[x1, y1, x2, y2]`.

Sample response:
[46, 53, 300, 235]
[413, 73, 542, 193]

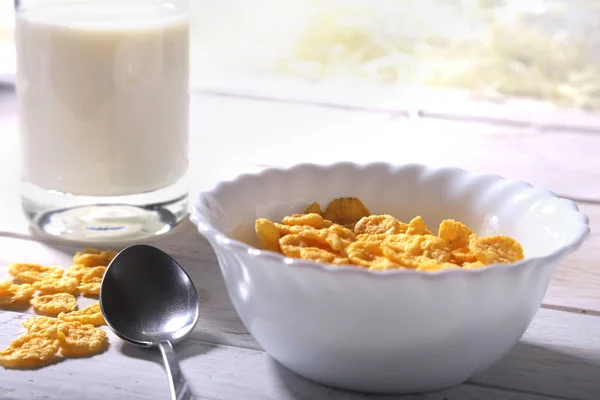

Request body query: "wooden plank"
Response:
[0, 311, 576, 400]
[190, 65, 600, 133]
[471, 309, 600, 400]
[2, 237, 600, 399]
[186, 94, 600, 200]
[0, 90, 599, 238]
[1, 89, 600, 205]
[543, 203, 600, 314]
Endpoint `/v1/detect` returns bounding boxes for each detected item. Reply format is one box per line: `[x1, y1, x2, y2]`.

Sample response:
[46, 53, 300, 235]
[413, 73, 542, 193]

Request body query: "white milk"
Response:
[16, 1, 189, 196]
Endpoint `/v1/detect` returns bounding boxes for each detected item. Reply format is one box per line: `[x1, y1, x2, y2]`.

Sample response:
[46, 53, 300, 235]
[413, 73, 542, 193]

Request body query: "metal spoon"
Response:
[100, 244, 199, 400]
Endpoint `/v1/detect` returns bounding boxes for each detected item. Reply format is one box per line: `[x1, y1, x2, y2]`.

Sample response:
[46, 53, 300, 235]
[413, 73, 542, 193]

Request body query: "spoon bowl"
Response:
[100, 244, 199, 399]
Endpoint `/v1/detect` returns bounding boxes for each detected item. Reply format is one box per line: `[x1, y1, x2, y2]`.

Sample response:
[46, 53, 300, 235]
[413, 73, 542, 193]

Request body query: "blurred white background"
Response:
[2, 0, 600, 123]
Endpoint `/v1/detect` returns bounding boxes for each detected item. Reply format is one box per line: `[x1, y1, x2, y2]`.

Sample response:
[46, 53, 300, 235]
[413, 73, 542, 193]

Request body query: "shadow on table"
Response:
[270, 358, 379, 400]
[119, 333, 222, 365]
[470, 341, 600, 399]
[269, 358, 457, 400]
[269, 341, 600, 400]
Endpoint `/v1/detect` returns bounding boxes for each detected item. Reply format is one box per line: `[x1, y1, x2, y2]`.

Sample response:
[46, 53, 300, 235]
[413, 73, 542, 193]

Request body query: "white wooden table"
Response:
[1, 84, 599, 400]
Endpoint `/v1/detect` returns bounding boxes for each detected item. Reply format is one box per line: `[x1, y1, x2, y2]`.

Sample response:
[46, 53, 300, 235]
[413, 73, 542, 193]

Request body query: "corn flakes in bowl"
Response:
[190, 162, 590, 394]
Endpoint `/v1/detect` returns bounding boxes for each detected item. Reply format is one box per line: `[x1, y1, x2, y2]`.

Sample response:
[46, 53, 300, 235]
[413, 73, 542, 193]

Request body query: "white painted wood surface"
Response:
[1, 86, 599, 399]
[3, 308, 596, 400]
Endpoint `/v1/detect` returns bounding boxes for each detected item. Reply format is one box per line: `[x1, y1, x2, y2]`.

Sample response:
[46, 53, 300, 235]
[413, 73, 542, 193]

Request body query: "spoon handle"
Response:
[158, 341, 195, 400]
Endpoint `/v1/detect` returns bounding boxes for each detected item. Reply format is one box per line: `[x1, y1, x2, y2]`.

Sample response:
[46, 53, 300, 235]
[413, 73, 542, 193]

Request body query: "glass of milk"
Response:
[15, 0, 190, 243]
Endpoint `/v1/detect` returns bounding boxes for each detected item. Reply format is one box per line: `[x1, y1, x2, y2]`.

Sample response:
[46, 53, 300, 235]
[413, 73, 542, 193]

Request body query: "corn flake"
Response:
[102, 250, 118, 260]
[253, 197, 525, 271]
[469, 236, 525, 265]
[416, 259, 461, 272]
[255, 218, 281, 252]
[0, 284, 35, 308]
[439, 220, 473, 249]
[78, 283, 100, 297]
[78, 266, 106, 297]
[304, 202, 322, 215]
[8, 263, 63, 284]
[462, 261, 486, 269]
[356, 233, 390, 243]
[33, 276, 78, 295]
[347, 240, 400, 270]
[57, 322, 108, 357]
[58, 302, 105, 326]
[288, 226, 354, 256]
[327, 224, 356, 242]
[0, 332, 60, 369]
[22, 316, 60, 335]
[72, 254, 108, 268]
[74, 248, 103, 256]
[274, 223, 308, 236]
[279, 234, 348, 264]
[380, 250, 424, 269]
[2, 248, 115, 370]
[383, 234, 451, 262]
[0, 280, 11, 295]
[73, 248, 117, 267]
[65, 264, 92, 282]
[406, 216, 433, 235]
[322, 197, 371, 227]
[282, 213, 332, 228]
[450, 248, 477, 265]
[30, 293, 78, 316]
[354, 215, 407, 235]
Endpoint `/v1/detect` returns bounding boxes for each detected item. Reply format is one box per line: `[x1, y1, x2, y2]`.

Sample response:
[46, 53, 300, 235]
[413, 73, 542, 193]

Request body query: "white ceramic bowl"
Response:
[190, 162, 590, 394]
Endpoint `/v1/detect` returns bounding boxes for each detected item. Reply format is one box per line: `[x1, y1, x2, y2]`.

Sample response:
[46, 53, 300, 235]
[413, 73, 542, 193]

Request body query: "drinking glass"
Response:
[14, 0, 190, 243]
